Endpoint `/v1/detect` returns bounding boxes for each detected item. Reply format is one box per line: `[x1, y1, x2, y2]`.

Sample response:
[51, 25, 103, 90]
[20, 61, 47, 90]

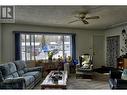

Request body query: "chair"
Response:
[108, 68, 127, 89]
[76, 54, 93, 79]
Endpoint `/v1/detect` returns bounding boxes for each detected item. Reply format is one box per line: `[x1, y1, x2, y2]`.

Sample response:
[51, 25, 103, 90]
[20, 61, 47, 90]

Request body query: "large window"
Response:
[20, 33, 72, 61]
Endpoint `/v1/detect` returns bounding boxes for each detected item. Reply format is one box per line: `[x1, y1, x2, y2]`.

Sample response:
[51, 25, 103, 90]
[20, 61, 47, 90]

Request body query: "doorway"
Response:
[106, 36, 120, 68]
[93, 35, 105, 69]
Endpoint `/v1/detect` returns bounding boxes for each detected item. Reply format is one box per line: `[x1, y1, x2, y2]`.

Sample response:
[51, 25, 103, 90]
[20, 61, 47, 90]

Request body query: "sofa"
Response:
[0, 60, 43, 89]
[108, 68, 127, 89]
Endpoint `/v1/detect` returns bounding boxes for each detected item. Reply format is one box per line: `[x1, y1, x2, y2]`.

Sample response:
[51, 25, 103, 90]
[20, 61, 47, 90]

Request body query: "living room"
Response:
[0, 5, 127, 91]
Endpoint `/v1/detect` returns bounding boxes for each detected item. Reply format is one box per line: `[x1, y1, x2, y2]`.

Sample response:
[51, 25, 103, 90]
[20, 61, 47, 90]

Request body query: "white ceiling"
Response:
[15, 6, 127, 30]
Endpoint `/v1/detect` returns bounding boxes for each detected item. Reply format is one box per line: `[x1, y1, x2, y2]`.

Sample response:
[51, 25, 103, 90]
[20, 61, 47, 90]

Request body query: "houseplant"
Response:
[48, 51, 53, 61]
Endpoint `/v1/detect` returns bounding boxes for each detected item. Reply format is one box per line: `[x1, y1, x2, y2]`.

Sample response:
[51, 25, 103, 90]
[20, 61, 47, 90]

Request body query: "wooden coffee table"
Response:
[41, 71, 68, 89]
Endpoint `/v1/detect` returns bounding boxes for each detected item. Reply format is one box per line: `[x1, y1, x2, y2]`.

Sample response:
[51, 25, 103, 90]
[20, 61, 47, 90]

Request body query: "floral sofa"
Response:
[0, 60, 43, 89]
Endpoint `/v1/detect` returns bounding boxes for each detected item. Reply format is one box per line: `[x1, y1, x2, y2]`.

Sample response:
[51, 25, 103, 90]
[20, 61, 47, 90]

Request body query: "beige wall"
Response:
[0, 24, 1, 63]
[1, 24, 104, 65]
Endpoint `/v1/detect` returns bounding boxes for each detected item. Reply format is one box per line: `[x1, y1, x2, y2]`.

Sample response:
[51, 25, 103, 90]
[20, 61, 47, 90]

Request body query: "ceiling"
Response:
[15, 6, 127, 30]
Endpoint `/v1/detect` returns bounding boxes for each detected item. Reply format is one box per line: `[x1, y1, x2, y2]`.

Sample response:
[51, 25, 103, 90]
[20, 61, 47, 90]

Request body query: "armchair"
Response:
[108, 68, 127, 89]
[76, 54, 93, 79]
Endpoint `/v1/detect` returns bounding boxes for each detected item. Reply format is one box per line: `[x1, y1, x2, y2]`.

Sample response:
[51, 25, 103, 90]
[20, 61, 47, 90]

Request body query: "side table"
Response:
[64, 63, 70, 76]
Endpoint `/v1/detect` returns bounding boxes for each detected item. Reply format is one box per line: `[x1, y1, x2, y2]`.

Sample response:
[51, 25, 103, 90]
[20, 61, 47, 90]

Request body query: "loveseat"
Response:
[0, 60, 43, 89]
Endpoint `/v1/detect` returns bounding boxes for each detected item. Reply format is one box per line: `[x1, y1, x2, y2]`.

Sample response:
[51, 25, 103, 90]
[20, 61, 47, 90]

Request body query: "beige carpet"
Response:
[67, 75, 109, 89]
[34, 73, 110, 89]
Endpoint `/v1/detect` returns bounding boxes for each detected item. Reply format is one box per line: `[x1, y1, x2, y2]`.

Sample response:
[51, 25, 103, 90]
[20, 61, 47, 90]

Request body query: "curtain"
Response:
[15, 32, 21, 60]
[72, 34, 76, 60]
[106, 36, 120, 67]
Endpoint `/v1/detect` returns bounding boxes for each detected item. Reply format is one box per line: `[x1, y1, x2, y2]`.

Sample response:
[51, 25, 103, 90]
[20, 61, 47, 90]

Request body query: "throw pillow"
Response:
[82, 62, 90, 69]
[121, 69, 127, 80]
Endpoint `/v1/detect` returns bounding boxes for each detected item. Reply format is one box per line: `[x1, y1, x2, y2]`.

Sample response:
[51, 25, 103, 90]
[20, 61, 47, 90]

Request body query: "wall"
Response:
[1, 23, 104, 64]
[105, 24, 127, 66]
[0, 24, 1, 63]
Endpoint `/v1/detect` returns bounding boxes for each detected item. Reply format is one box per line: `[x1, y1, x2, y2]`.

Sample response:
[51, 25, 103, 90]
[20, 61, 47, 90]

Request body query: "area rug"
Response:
[67, 78, 109, 89]
[34, 73, 110, 89]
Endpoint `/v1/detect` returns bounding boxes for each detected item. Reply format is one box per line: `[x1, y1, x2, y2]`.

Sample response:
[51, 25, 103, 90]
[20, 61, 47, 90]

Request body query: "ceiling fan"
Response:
[69, 12, 100, 24]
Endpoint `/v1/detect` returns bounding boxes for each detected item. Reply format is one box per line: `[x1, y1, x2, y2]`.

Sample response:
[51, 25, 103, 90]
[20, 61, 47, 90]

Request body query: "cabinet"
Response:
[117, 58, 127, 69]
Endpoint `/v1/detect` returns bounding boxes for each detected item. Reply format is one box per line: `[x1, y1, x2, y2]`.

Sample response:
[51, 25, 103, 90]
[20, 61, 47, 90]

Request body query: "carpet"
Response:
[67, 78, 109, 89]
[34, 73, 110, 89]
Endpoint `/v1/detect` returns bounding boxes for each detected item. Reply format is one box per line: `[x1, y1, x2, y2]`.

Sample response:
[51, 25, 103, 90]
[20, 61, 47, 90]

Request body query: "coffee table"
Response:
[41, 71, 68, 89]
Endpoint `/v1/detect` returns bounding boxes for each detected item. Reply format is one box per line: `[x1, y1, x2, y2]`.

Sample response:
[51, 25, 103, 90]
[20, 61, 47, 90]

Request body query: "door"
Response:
[106, 36, 120, 68]
[93, 35, 105, 69]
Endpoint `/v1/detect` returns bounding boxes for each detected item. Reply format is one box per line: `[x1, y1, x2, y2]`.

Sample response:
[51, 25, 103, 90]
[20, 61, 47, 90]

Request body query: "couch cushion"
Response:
[8, 63, 17, 74]
[12, 72, 19, 78]
[18, 70, 25, 77]
[23, 76, 35, 86]
[14, 60, 27, 76]
[0, 71, 4, 82]
[4, 75, 14, 79]
[14, 60, 27, 70]
[0, 62, 18, 78]
[22, 71, 40, 79]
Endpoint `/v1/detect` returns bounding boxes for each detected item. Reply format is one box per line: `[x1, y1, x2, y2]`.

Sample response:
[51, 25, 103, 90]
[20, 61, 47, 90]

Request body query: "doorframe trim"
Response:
[93, 35, 105, 68]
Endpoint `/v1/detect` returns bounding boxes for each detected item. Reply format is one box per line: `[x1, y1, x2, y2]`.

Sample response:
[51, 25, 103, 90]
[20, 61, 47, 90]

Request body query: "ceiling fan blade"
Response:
[68, 19, 80, 24]
[74, 16, 82, 19]
[82, 20, 89, 24]
[86, 16, 100, 19]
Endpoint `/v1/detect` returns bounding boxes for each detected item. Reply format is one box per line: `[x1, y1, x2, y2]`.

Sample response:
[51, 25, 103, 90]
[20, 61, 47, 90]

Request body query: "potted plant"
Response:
[66, 56, 72, 64]
[48, 51, 53, 61]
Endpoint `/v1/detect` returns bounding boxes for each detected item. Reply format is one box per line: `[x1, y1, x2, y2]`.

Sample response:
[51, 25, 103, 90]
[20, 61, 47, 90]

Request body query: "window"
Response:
[20, 33, 72, 61]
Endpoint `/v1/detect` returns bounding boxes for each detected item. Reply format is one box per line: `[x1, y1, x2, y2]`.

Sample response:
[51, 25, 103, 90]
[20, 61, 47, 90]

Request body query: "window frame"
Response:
[14, 31, 76, 61]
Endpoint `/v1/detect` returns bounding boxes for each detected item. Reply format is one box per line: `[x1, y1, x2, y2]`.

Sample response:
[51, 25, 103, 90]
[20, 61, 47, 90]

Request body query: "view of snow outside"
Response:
[21, 34, 72, 61]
